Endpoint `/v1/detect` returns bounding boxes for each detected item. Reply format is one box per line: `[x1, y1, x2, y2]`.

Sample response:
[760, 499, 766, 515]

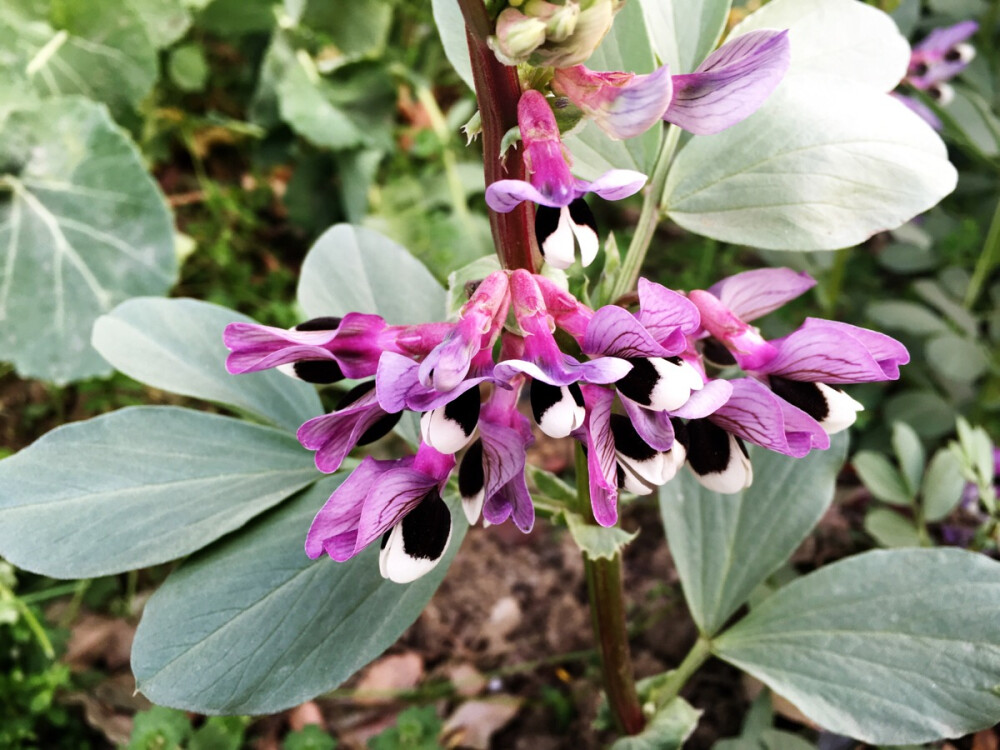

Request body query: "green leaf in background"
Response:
[863, 507, 922, 548]
[0, 407, 318, 578]
[92, 298, 322, 432]
[431, 0, 474, 90]
[885, 391, 957, 440]
[564, 511, 637, 561]
[663, 75, 958, 251]
[713, 548, 1000, 744]
[277, 52, 365, 151]
[298, 0, 392, 58]
[922, 448, 967, 522]
[926, 334, 989, 384]
[132, 477, 467, 715]
[866, 301, 950, 336]
[730, 0, 909, 89]
[715, 729, 816, 750]
[9, 0, 160, 113]
[129, 0, 192, 49]
[891, 422, 925, 497]
[946, 86, 1000, 158]
[609, 698, 700, 750]
[167, 43, 209, 92]
[298, 224, 446, 325]
[636, 0, 729, 73]
[445, 254, 502, 317]
[195, 0, 276, 36]
[0, 97, 176, 383]
[565, 0, 660, 179]
[853, 450, 913, 506]
[659, 434, 847, 636]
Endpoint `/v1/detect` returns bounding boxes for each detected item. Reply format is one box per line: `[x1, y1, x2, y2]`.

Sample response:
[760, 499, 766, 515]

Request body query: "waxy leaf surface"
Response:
[298, 224, 446, 325]
[660, 434, 847, 635]
[663, 76, 957, 250]
[714, 548, 1000, 744]
[132, 477, 467, 715]
[0, 97, 176, 383]
[0, 407, 317, 578]
[637, 0, 730, 74]
[431, 0, 474, 90]
[93, 298, 322, 433]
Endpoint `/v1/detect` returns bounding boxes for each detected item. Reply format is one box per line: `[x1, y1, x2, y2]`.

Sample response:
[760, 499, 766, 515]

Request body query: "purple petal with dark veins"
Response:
[494, 353, 631, 386]
[584, 170, 649, 201]
[580, 385, 619, 527]
[709, 378, 828, 457]
[484, 470, 536, 533]
[620, 394, 675, 452]
[763, 318, 909, 383]
[486, 179, 564, 212]
[707, 267, 815, 322]
[298, 387, 386, 473]
[305, 457, 404, 559]
[665, 29, 791, 135]
[670, 378, 733, 419]
[478, 419, 530, 503]
[376, 352, 491, 413]
[583, 304, 675, 358]
[636, 279, 701, 345]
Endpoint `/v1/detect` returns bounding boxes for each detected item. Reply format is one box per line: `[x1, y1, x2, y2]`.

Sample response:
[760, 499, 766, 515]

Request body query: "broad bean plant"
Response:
[1, 0, 999, 747]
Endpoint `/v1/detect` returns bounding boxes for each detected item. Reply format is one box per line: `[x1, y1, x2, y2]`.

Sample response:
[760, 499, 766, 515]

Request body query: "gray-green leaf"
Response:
[636, 0, 729, 73]
[298, 224, 446, 325]
[92, 298, 322, 433]
[0, 407, 318, 578]
[132, 477, 466, 714]
[891, 422, 925, 496]
[0, 97, 176, 383]
[610, 698, 701, 750]
[564, 511, 637, 561]
[863, 507, 922, 548]
[853, 450, 913, 506]
[921, 448, 967, 522]
[660, 434, 847, 636]
[713, 548, 1000, 744]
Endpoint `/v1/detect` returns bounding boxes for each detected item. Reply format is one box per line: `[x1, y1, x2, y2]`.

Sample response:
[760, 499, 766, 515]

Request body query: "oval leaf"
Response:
[853, 450, 913, 506]
[713, 548, 1000, 744]
[922, 448, 966, 522]
[663, 75, 957, 251]
[132, 477, 467, 715]
[0, 97, 176, 383]
[0, 407, 318, 578]
[297, 224, 445, 325]
[730, 0, 909, 90]
[93, 298, 321, 433]
[660, 433, 847, 636]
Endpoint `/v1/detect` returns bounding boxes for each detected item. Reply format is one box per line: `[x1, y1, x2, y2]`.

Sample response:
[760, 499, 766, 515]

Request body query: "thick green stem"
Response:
[649, 635, 712, 708]
[965, 196, 1000, 309]
[575, 446, 644, 735]
[459, 0, 539, 272]
[612, 125, 681, 301]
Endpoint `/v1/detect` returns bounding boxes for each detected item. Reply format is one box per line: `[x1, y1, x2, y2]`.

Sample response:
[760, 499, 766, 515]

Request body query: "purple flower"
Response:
[486, 90, 646, 269]
[495, 270, 631, 438]
[224, 313, 452, 382]
[305, 443, 456, 584]
[551, 64, 674, 140]
[458, 372, 536, 532]
[896, 21, 978, 129]
[664, 29, 791, 135]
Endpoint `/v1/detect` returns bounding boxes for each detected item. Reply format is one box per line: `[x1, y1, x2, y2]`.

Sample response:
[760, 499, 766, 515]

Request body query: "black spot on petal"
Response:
[357, 412, 402, 445]
[610, 414, 657, 462]
[927, 84, 944, 101]
[568, 197, 597, 234]
[913, 61, 929, 77]
[534, 205, 562, 257]
[295, 316, 342, 332]
[336, 380, 377, 410]
[686, 419, 732, 476]
[671, 418, 689, 451]
[568, 381, 585, 407]
[945, 47, 962, 62]
[530, 380, 562, 424]
[458, 439, 485, 499]
[769, 376, 830, 422]
[701, 338, 736, 367]
[444, 385, 481, 437]
[617, 358, 658, 406]
[292, 359, 344, 384]
[401, 489, 451, 561]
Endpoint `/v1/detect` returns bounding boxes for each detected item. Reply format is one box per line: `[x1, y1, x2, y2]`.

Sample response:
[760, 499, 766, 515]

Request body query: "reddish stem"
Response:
[461, 12, 539, 272]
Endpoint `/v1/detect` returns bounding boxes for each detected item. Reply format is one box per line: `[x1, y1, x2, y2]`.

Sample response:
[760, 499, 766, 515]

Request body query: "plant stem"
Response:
[575, 446, 644, 735]
[612, 124, 681, 301]
[965, 196, 1000, 309]
[459, 0, 539, 272]
[649, 635, 712, 708]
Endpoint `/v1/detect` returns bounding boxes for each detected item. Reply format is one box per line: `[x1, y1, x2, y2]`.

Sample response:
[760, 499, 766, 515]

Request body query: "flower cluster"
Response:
[225, 267, 907, 584]
[895, 20, 978, 130]
[485, 20, 791, 270]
